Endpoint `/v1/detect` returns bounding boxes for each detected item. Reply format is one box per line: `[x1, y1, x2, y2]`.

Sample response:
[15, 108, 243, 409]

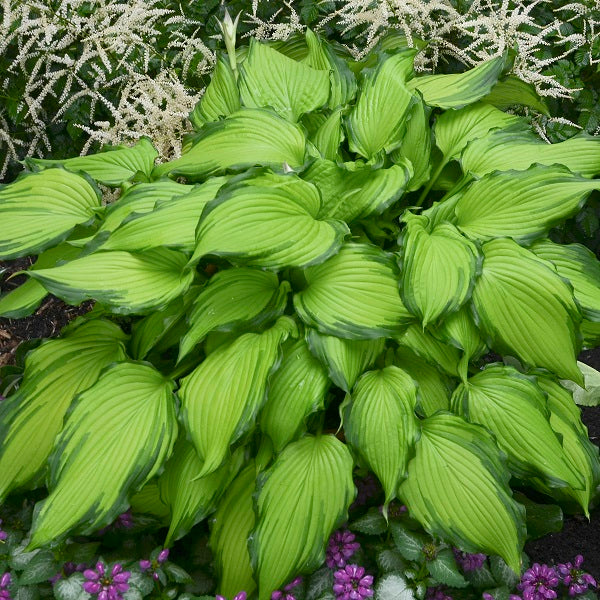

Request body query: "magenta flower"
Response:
[351, 474, 381, 508]
[271, 576, 303, 600]
[0, 519, 7, 542]
[557, 556, 597, 596]
[452, 548, 487, 572]
[518, 564, 559, 600]
[426, 586, 452, 600]
[327, 530, 361, 569]
[333, 565, 374, 600]
[82, 562, 131, 600]
[0, 573, 11, 600]
[139, 548, 169, 582]
[217, 593, 247, 600]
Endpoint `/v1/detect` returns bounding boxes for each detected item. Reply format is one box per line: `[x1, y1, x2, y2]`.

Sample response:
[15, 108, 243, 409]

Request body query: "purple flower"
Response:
[139, 548, 169, 582]
[0, 573, 11, 600]
[453, 547, 487, 572]
[351, 474, 381, 509]
[83, 562, 130, 600]
[333, 565, 374, 600]
[272, 577, 303, 600]
[327, 530, 361, 569]
[97, 511, 134, 535]
[518, 564, 559, 600]
[557, 556, 597, 596]
[217, 593, 247, 600]
[0, 519, 7, 542]
[426, 586, 452, 600]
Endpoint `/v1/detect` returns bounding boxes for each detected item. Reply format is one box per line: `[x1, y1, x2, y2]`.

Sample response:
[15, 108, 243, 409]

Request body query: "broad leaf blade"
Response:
[310, 109, 344, 161]
[481, 76, 549, 115]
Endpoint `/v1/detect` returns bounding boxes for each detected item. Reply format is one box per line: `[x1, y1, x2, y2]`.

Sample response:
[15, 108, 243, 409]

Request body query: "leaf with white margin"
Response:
[0, 168, 101, 259]
[239, 39, 329, 121]
[190, 172, 348, 269]
[250, 434, 354, 599]
[306, 329, 385, 393]
[376, 573, 416, 600]
[180, 317, 297, 478]
[481, 75, 549, 115]
[342, 366, 418, 508]
[26, 138, 158, 186]
[399, 413, 526, 573]
[454, 165, 600, 243]
[346, 51, 417, 159]
[472, 238, 582, 384]
[294, 243, 413, 339]
[27, 248, 195, 315]
[152, 108, 307, 180]
[451, 364, 584, 489]
[0, 319, 128, 501]
[398, 212, 479, 327]
[28, 361, 178, 548]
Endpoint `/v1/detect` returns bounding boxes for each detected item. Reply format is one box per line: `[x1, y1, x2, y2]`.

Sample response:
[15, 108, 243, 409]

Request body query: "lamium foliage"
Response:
[1, 28, 600, 597]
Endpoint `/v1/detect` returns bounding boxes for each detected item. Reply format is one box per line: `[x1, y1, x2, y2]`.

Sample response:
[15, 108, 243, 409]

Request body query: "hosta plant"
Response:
[0, 25, 600, 599]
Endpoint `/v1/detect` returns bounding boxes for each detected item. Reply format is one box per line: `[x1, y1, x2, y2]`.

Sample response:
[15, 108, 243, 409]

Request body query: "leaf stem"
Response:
[416, 158, 447, 208]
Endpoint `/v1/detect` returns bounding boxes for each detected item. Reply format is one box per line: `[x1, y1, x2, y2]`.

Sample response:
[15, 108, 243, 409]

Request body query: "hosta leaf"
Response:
[407, 56, 505, 109]
[0, 319, 127, 501]
[310, 109, 344, 160]
[180, 317, 297, 477]
[399, 413, 526, 573]
[160, 439, 244, 545]
[250, 435, 354, 599]
[451, 365, 584, 489]
[261, 338, 330, 452]
[346, 51, 416, 159]
[342, 366, 418, 507]
[306, 329, 385, 393]
[153, 109, 306, 180]
[179, 268, 289, 362]
[481, 76, 549, 115]
[26, 138, 158, 186]
[29, 361, 178, 548]
[0, 168, 101, 259]
[454, 165, 600, 243]
[471, 238, 582, 383]
[27, 248, 195, 315]
[398, 212, 479, 326]
[129, 480, 170, 521]
[239, 39, 329, 121]
[561, 361, 600, 407]
[210, 464, 257, 598]
[294, 243, 413, 339]
[191, 172, 348, 269]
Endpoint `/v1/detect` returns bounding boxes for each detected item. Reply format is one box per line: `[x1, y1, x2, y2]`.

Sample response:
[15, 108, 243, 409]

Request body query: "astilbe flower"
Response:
[333, 565, 374, 600]
[83, 562, 131, 600]
[426, 585, 452, 600]
[557, 555, 597, 596]
[139, 548, 169, 582]
[452, 547, 487, 572]
[327, 530, 361, 569]
[517, 563, 560, 600]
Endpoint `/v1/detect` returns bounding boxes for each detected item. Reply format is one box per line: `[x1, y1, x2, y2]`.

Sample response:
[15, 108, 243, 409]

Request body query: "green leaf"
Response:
[26, 138, 158, 186]
[489, 555, 520, 589]
[179, 268, 289, 362]
[427, 548, 468, 588]
[261, 338, 330, 452]
[306, 329, 385, 393]
[511, 493, 562, 542]
[377, 549, 408, 574]
[306, 567, 334, 600]
[54, 574, 87, 600]
[29, 361, 178, 548]
[250, 435, 354, 599]
[481, 76, 550, 115]
[0, 319, 127, 501]
[375, 573, 416, 600]
[350, 507, 388, 535]
[454, 165, 600, 243]
[343, 366, 418, 507]
[191, 172, 348, 269]
[399, 413, 526, 573]
[153, 108, 307, 180]
[0, 168, 101, 259]
[294, 243, 413, 339]
[180, 317, 297, 477]
[389, 521, 427, 561]
[129, 479, 170, 521]
[561, 361, 600, 407]
[471, 238, 582, 383]
[28, 247, 195, 315]
[310, 109, 344, 161]
[408, 56, 505, 109]
[18, 551, 57, 585]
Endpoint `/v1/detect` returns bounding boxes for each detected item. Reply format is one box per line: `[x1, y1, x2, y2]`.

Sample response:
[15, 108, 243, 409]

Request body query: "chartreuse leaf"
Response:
[0, 168, 101, 259]
[210, 464, 257, 598]
[398, 212, 479, 327]
[310, 109, 344, 160]
[160, 439, 244, 545]
[451, 365, 584, 489]
[481, 75, 550, 115]
[294, 243, 413, 339]
[191, 172, 348, 269]
[29, 361, 178, 548]
[250, 435, 354, 599]
[407, 56, 505, 109]
[461, 130, 600, 178]
[179, 268, 289, 362]
[342, 366, 418, 508]
[239, 39, 329, 121]
[130, 480, 170, 522]
[472, 238, 582, 383]
[346, 51, 416, 159]
[180, 317, 297, 478]
[261, 338, 330, 452]
[454, 165, 600, 243]
[152, 109, 307, 180]
[399, 413, 526, 573]
[0, 319, 127, 501]
[27, 248, 195, 315]
[26, 138, 158, 186]
[306, 329, 385, 393]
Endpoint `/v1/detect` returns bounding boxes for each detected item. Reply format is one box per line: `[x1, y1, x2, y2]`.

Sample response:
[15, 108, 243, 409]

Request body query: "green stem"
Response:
[416, 158, 447, 208]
